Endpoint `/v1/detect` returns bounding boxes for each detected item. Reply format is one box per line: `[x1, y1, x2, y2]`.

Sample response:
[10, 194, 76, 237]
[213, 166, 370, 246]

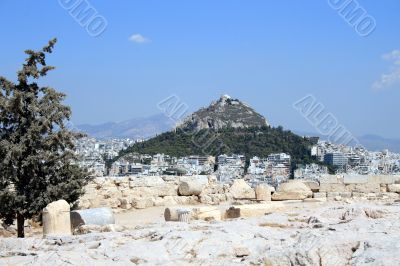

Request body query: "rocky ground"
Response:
[1, 201, 400, 266]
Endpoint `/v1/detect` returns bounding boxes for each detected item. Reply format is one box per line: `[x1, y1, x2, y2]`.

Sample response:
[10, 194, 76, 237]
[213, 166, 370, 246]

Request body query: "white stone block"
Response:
[42, 200, 71, 237]
[343, 175, 368, 184]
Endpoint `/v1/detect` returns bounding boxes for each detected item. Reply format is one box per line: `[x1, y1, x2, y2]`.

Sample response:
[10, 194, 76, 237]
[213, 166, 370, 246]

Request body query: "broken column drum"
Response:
[70, 208, 115, 229]
[42, 200, 72, 237]
[178, 180, 205, 196]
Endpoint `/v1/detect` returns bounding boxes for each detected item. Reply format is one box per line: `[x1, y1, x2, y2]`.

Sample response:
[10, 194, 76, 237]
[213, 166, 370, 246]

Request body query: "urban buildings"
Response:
[75, 137, 400, 183]
[324, 152, 348, 167]
[247, 153, 292, 187]
[216, 154, 246, 182]
[312, 141, 400, 175]
[75, 137, 143, 177]
[109, 154, 215, 177]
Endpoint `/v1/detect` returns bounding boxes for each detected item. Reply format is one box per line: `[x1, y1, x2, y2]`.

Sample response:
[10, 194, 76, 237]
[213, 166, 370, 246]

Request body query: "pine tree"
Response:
[0, 39, 91, 238]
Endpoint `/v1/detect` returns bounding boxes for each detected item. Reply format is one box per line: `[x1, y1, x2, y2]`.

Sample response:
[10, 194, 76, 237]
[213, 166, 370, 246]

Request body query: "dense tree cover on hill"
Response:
[117, 126, 318, 168]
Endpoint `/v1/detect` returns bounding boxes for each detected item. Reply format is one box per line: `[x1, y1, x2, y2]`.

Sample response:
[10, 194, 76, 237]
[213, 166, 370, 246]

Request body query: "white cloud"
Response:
[372, 50, 400, 90]
[382, 50, 400, 65]
[372, 68, 400, 90]
[129, 34, 150, 44]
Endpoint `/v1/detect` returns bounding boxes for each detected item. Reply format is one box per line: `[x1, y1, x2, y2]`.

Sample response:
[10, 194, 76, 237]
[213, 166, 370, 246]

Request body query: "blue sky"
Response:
[1, 0, 399, 138]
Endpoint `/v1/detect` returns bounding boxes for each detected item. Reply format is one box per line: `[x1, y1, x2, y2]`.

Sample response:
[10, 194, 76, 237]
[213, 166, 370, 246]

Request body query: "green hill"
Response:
[113, 95, 320, 171]
[117, 125, 317, 168]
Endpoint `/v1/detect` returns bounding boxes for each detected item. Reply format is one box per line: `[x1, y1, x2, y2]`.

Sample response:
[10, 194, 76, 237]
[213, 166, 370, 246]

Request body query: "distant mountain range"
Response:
[357, 134, 400, 153]
[77, 114, 175, 139]
[296, 131, 400, 153]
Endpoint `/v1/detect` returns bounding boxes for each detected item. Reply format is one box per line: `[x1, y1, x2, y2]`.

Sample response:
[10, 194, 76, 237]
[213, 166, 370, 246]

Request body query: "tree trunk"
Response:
[17, 213, 25, 238]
